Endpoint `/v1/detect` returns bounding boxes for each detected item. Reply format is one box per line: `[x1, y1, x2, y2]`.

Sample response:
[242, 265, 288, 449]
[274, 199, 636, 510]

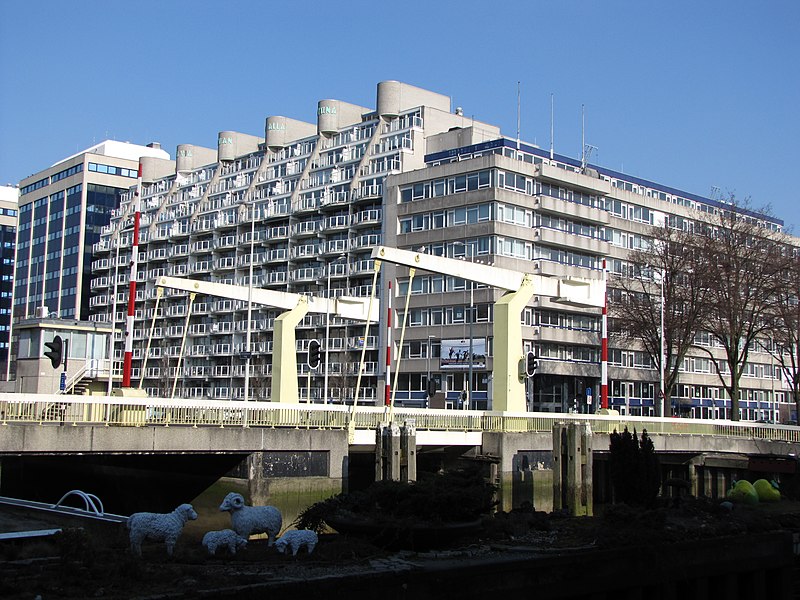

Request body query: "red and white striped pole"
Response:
[385, 280, 392, 406]
[601, 258, 608, 410]
[122, 163, 142, 388]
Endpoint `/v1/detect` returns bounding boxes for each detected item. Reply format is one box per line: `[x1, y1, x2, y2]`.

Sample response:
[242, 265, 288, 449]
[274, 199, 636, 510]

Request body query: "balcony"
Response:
[291, 267, 318, 282]
[535, 162, 612, 195]
[352, 234, 381, 249]
[214, 256, 237, 270]
[90, 276, 110, 290]
[353, 184, 383, 200]
[324, 215, 351, 231]
[266, 271, 287, 285]
[267, 248, 288, 262]
[534, 194, 610, 226]
[214, 235, 238, 250]
[168, 264, 188, 277]
[190, 261, 212, 274]
[293, 220, 321, 237]
[534, 227, 609, 255]
[170, 245, 190, 259]
[353, 209, 382, 226]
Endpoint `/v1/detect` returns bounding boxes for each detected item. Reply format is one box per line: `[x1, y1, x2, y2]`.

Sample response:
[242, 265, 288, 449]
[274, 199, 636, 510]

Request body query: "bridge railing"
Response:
[1, 393, 799, 443]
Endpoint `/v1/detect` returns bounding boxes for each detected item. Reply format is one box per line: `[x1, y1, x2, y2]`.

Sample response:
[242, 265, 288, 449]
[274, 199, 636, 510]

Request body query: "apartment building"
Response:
[88, 81, 788, 419]
[90, 82, 499, 401]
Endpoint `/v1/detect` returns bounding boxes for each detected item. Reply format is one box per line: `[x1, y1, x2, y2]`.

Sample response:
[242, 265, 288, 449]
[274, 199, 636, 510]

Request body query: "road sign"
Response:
[59, 372, 66, 391]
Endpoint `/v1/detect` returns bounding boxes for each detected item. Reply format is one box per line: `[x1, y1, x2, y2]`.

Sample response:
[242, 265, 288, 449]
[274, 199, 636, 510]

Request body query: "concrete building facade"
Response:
[86, 81, 789, 420]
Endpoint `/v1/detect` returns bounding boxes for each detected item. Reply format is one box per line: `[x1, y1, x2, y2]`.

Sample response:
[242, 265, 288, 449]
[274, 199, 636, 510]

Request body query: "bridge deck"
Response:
[2, 393, 799, 456]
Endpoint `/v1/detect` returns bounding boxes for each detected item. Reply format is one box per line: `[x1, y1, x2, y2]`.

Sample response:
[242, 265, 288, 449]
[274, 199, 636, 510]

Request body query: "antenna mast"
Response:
[581, 104, 586, 170]
[580, 104, 597, 172]
[516, 81, 521, 150]
[550, 93, 554, 160]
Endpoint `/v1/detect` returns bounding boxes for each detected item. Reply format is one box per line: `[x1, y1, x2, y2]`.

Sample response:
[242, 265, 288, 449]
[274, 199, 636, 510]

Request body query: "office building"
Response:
[11, 140, 170, 380]
[0, 185, 18, 380]
[87, 81, 788, 420]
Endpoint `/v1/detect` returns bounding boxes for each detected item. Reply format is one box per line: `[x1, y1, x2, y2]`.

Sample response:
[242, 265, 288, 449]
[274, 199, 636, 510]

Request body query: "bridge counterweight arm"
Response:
[157, 276, 380, 321]
[371, 246, 524, 291]
[370, 247, 604, 308]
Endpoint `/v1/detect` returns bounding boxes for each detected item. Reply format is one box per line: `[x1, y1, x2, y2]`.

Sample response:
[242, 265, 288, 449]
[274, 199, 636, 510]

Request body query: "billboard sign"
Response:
[440, 338, 486, 370]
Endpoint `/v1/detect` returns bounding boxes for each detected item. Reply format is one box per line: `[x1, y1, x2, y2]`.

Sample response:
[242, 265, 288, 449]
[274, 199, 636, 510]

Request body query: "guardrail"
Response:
[1, 393, 799, 444]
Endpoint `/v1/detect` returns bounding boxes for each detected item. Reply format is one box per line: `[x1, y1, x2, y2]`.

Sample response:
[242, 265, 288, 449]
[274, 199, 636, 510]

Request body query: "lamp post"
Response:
[646, 262, 666, 417]
[658, 267, 666, 418]
[453, 241, 474, 410]
[427, 334, 435, 408]
[324, 253, 346, 404]
[243, 202, 256, 403]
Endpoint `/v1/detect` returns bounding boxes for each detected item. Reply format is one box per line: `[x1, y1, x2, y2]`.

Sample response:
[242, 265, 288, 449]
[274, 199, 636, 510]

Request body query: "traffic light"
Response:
[525, 351, 538, 377]
[307, 339, 321, 369]
[44, 335, 63, 369]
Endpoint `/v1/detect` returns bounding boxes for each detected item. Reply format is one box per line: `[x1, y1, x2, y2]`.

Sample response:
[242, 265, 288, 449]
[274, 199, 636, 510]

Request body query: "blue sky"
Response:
[1, 1, 798, 230]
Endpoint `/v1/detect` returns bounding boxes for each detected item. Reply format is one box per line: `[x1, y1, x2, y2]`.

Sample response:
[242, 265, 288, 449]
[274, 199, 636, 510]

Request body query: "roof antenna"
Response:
[550, 93, 554, 160]
[581, 104, 586, 170]
[580, 104, 597, 172]
[516, 81, 521, 151]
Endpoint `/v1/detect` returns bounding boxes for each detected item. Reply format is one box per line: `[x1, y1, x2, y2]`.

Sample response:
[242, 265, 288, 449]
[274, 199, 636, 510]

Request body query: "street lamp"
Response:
[659, 269, 666, 417]
[452, 241, 474, 410]
[652, 266, 666, 418]
[645, 262, 666, 417]
[243, 202, 257, 403]
[324, 253, 346, 404]
[427, 334, 435, 408]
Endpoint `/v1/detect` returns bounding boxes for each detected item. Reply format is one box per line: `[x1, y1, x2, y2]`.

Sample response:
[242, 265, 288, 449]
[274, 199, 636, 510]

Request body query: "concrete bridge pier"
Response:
[552, 422, 593, 516]
[688, 454, 749, 499]
[482, 431, 555, 513]
[483, 425, 593, 516]
[375, 421, 417, 483]
[242, 429, 351, 512]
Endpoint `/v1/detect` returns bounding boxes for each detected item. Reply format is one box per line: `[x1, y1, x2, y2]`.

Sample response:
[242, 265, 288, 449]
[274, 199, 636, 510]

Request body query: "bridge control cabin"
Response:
[13, 316, 114, 395]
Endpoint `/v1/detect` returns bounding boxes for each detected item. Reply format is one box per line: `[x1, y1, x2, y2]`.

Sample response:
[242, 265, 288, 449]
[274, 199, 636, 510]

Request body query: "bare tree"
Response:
[156, 339, 171, 398]
[325, 349, 359, 404]
[694, 198, 787, 421]
[610, 223, 708, 415]
[248, 330, 270, 401]
[766, 254, 800, 422]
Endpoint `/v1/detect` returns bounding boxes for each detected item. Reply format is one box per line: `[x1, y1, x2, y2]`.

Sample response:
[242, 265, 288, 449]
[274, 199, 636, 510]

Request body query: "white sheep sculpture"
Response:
[127, 503, 198, 557]
[219, 492, 282, 546]
[274, 529, 318, 557]
[202, 529, 248, 556]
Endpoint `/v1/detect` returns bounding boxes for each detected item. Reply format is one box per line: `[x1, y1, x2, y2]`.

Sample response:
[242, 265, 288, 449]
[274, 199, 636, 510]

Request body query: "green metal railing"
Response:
[2, 393, 800, 444]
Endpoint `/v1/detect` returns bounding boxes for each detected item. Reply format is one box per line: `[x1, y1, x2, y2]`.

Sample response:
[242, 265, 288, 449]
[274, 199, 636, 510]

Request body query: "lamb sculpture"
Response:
[127, 503, 198, 557]
[274, 529, 318, 557]
[202, 529, 248, 555]
[219, 492, 282, 545]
